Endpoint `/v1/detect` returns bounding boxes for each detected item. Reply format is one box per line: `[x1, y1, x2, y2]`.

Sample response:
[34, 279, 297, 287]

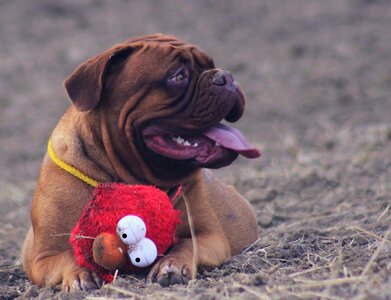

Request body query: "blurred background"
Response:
[1, 0, 390, 298]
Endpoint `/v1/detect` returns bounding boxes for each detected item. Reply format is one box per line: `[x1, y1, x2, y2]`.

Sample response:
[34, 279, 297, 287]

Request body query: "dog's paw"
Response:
[62, 269, 102, 292]
[147, 257, 192, 287]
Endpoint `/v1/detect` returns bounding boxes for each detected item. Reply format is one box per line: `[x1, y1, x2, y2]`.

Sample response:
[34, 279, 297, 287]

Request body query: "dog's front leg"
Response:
[23, 227, 103, 292]
[22, 167, 104, 292]
[147, 232, 231, 286]
[147, 172, 232, 286]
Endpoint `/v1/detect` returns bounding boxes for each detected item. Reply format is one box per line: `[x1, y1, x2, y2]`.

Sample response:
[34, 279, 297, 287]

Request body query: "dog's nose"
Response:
[212, 70, 232, 86]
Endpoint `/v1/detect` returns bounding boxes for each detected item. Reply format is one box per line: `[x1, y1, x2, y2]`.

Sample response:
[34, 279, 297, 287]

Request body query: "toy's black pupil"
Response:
[122, 233, 127, 239]
[135, 257, 140, 263]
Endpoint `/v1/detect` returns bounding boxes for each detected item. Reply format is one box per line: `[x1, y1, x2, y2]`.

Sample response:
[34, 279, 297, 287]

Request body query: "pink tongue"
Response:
[204, 124, 261, 158]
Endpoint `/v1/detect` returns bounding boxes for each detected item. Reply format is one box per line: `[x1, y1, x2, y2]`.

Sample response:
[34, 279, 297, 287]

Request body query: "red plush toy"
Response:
[69, 184, 181, 283]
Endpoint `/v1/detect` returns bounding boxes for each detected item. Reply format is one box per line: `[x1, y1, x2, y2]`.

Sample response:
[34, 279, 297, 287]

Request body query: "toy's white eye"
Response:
[116, 215, 146, 245]
[128, 238, 157, 268]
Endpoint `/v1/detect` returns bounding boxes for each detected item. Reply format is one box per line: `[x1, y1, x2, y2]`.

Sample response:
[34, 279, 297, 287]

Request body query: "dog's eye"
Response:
[173, 73, 185, 82]
[167, 69, 189, 85]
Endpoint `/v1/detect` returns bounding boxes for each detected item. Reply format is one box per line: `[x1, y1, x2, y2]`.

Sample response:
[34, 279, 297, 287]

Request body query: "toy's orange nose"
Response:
[92, 232, 127, 271]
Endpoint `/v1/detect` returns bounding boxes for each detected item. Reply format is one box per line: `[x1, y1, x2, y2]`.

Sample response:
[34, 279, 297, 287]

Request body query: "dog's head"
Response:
[64, 34, 260, 184]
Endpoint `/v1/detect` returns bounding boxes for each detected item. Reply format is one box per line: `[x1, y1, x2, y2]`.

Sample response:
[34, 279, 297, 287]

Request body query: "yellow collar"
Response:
[48, 139, 172, 194]
[47, 139, 99, 187]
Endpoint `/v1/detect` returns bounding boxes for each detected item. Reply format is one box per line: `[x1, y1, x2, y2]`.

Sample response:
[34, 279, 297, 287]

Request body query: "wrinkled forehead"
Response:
[125, 34, 215, 70]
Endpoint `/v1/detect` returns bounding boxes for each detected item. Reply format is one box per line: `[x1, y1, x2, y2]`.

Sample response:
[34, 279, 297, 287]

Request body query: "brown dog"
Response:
[22, 34, 260, 291]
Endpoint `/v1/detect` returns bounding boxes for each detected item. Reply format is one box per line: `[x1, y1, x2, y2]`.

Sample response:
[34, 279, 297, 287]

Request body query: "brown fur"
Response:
[22, 34, 258, 291]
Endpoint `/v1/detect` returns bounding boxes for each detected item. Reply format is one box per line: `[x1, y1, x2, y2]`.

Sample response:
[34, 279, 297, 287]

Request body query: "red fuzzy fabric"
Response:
[69, 184, 181, 283]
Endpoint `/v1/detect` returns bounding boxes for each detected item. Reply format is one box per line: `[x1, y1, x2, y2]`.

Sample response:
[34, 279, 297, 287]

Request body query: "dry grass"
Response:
[84, 222, 390, 300]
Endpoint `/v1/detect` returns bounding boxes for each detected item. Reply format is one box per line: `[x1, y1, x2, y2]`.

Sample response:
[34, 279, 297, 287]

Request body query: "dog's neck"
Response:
[48, 137, 185, 201]
[47, 139, 99, 188]
[50, 106, 197, 189]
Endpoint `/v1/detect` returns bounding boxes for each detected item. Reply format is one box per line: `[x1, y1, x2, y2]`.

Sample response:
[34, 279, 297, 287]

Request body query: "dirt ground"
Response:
[1, 0, 390, 299]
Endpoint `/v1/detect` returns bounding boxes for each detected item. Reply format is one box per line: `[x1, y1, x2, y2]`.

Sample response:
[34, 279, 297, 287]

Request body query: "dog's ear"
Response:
[64, 45, 133, 111]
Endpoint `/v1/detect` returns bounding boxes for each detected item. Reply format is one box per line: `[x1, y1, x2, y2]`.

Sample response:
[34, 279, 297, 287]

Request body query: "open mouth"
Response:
[142, 123, 260, 168]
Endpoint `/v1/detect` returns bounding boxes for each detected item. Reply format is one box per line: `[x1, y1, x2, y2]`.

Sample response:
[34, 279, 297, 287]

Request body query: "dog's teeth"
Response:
[172, 136, 193, 146]
[215, 142, 220, 147]
[174, 136, 184, 144]
[193, 143, 199, 147]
